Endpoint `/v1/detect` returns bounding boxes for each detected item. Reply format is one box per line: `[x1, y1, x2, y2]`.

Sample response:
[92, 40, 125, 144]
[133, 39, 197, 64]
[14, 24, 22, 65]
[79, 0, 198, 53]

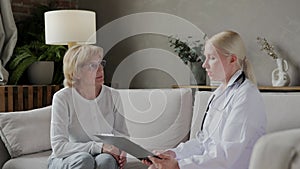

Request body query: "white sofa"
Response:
[0, 88, 193, 169]
[249, 92, 300, 169]
[0, 89, 300, 169]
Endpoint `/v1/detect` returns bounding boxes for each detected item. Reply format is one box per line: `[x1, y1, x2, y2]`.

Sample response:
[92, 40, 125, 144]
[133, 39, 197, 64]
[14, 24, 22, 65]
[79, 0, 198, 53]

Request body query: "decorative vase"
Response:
[271, 58, 290, 87]
[189, 62, 206, 85]
[27, 61, 54, 85]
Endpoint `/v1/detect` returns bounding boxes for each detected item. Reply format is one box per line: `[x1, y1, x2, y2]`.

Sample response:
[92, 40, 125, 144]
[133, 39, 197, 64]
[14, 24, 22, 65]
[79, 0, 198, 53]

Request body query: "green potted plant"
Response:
[168, 35, 207, 85]
[6, 3, 67, 85]
[7, 34, 66, 84]
[168, 36, 205, 64]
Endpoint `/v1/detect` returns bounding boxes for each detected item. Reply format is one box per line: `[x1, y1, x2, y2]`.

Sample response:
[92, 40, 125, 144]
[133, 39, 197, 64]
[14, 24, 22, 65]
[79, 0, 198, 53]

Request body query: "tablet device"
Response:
[95, 134, 161, 161]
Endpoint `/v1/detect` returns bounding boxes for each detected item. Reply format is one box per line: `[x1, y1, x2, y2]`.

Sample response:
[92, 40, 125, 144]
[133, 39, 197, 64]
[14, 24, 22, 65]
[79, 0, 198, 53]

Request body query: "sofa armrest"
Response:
[0, 136, 10, 168]
[249, 128, 300, 169]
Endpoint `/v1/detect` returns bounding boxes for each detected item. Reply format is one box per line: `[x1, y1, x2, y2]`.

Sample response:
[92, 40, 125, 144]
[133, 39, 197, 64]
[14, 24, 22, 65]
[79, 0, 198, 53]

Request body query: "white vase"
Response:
[271, 58, 290, 87]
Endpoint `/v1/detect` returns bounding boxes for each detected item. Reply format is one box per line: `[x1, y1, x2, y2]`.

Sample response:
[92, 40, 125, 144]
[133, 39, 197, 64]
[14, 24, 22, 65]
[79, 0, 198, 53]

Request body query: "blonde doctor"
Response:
[143, 30, 267, 169]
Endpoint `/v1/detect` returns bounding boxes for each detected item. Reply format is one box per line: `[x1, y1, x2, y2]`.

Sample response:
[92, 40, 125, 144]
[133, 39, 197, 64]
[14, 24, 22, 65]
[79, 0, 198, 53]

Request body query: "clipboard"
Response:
[95, 134, 161, 161]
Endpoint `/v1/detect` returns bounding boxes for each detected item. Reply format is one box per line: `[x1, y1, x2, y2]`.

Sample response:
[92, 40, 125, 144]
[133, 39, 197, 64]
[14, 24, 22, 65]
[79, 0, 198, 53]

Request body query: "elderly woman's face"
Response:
[77, 54, 104, 86]
[202, 43, 231, 82]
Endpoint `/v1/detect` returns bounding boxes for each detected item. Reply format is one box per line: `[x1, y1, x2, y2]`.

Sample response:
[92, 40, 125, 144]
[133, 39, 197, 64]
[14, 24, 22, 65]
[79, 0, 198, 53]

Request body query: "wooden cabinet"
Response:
[0, 85, 63, 112]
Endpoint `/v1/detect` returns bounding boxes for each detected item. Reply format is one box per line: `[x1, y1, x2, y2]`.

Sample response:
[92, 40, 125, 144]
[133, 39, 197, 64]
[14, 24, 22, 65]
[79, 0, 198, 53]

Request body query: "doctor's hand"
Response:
[102, 144, 121, 162]
[147, 153, 179, 169]
[142, 150, 176, 169]
[142, 150, 176, 166]
[153, 150, 176, 158]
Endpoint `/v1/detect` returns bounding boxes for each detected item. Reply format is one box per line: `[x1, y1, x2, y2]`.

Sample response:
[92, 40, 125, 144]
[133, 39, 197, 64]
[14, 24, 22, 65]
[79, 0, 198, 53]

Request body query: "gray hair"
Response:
[63, 45, 104, 87]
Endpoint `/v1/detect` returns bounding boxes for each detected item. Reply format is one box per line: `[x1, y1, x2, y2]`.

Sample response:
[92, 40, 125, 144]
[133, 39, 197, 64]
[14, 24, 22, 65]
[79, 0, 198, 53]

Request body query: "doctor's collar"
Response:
[226, 70, 245, 88]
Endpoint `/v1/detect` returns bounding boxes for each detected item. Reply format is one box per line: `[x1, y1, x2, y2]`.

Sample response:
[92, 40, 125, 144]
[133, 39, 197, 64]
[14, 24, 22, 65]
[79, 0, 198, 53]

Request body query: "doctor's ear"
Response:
[230, 54, 238, 63]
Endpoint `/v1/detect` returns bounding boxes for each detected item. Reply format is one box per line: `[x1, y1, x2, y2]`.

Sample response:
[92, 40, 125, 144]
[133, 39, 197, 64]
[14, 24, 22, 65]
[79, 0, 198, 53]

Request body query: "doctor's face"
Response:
[202, 43, 231, 82]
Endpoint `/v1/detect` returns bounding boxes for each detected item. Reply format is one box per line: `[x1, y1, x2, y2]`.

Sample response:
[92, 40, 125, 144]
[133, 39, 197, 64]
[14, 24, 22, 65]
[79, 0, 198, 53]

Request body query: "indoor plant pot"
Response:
[27, 61, 54, 85]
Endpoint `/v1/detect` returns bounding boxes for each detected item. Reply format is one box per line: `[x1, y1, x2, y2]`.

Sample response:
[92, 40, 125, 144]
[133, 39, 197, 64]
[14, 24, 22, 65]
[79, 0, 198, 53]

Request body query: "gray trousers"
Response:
[48, 152, 119, 169]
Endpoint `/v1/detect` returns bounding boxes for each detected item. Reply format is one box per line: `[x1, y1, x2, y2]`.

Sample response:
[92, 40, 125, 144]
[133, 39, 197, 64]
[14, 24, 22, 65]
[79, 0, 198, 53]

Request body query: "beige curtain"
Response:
[0, 0, 17, 85]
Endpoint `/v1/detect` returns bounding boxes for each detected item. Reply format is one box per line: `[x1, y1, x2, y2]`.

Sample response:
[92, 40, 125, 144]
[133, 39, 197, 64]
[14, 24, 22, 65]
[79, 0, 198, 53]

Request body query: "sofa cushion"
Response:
[2, 150, 147, 169]
[249, 128, 300, 169]
[262, 92, 300, 133]
[190, 91, 211, 139]
[2, 150, 51, 169]
[0, 106, 52, 158]
[118, 88, 193, 151]
[0, 135, 10, 168]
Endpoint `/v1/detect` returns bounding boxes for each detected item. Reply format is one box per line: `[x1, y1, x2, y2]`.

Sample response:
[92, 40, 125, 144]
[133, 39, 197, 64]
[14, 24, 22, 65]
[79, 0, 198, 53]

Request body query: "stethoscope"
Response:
[197, 71, 246, 143]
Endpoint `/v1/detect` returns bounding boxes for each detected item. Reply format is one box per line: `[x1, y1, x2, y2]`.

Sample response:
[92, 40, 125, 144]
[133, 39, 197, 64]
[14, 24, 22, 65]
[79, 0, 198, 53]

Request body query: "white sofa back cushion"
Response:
[0, 106, 51, 158]
[118, 88, 193, 151]
[262, 92, 300, 133]
[190, 91, 210, 139]
[190, 91, 300, 139]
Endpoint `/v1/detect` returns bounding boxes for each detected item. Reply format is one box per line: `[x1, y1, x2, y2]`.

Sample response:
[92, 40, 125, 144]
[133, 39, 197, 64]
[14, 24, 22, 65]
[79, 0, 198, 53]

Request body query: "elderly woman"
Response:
[143, 30, 267, 169]
[48, 45, 129, 169]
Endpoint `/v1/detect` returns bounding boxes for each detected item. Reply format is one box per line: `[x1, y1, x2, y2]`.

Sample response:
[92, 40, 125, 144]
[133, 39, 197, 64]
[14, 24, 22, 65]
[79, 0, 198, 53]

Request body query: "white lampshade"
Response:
[45, 10, 96, 48]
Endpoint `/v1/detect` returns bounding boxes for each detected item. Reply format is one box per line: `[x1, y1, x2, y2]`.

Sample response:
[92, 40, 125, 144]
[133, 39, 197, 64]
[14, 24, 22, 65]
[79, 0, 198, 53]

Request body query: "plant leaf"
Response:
[8, 57, 37, 84]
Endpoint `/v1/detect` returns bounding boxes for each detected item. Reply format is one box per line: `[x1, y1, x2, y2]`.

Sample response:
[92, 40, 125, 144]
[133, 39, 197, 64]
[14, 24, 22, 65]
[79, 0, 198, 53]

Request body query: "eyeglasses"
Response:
[83, 60, 106, 71]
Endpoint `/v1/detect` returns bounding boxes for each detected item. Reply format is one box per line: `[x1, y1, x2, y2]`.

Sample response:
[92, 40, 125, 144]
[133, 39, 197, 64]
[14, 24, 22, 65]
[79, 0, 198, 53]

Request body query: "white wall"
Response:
[79, 0, 300, 88]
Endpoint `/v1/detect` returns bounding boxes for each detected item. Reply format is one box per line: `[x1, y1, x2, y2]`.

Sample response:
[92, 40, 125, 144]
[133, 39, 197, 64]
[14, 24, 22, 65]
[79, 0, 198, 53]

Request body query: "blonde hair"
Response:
[208, 30, 257, 84]
[63, 45, 104, 87]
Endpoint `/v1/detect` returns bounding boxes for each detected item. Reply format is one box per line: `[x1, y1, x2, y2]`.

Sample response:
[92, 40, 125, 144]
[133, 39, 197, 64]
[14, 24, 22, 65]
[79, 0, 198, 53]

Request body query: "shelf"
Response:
[257, 86, 300, 92]
[0, 85, 63, 112]
[172, 85, 300, 92]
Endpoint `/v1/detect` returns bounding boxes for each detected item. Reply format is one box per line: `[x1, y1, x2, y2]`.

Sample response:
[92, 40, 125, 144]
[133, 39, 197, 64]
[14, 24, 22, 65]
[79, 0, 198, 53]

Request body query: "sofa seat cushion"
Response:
[0, 106, 52, 158]
[3, 150, 147, 169]
[3, 150, 51, 169]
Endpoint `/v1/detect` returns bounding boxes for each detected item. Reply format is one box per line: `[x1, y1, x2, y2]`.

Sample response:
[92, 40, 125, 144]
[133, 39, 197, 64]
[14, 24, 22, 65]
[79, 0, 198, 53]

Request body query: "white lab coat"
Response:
[172, 70, 267, 169]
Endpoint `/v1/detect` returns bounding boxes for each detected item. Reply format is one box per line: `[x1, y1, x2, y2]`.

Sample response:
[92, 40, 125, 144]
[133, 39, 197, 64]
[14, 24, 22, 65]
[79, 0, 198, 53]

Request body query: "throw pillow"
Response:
[0, 106, 51, 158]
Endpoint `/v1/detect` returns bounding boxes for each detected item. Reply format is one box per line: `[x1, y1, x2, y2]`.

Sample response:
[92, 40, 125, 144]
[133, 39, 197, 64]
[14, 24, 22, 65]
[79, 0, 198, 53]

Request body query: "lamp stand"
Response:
[68, 42, 77, 48]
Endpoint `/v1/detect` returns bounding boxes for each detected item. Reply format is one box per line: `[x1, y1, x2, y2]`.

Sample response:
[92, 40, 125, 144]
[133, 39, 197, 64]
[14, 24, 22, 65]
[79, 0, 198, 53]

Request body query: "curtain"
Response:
[0, 0, 17, 85]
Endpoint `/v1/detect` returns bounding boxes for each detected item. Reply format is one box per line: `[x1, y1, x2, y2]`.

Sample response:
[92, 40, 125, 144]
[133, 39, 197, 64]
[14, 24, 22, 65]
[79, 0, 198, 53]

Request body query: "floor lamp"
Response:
[44, 10, 96, 48]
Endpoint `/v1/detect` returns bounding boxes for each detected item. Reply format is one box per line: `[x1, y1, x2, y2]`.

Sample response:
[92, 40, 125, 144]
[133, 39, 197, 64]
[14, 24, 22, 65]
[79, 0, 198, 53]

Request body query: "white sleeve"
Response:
[112, 91, 129, 137]
[171, 139, 204, 160]
[50, 93, 103, 158]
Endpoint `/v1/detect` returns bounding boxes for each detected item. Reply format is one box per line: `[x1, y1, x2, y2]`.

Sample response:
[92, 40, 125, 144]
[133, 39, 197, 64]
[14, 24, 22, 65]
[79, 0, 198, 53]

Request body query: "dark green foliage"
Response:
[168, 35, 207, 65]
[7, 36, 66, 84]
[6, 2, 67, 85]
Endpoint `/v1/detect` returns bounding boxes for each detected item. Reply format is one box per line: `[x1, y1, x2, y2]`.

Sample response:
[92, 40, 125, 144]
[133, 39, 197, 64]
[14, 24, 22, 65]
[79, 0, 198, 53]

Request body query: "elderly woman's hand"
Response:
[118, 151, 127, 169]
[102, 144, 121, 161]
